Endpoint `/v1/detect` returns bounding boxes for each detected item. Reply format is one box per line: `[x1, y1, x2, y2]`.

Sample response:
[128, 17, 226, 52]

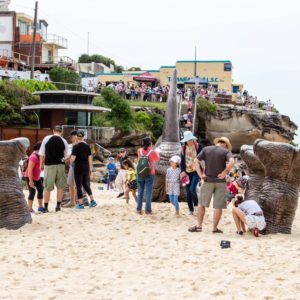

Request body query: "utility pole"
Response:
[194, 46, 197, 78]
[30, 1, 38, 79]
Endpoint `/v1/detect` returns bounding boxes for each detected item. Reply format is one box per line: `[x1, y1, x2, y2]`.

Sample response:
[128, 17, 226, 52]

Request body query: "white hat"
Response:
[170, 155, 181, 164]
[180, 131, 197, 143]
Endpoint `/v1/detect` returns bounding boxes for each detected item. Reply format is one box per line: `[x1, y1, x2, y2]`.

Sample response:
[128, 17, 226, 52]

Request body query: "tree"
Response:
[14, 80, 57, 93]
[49, 67, 81, 90]
[128, 67, 142, 71]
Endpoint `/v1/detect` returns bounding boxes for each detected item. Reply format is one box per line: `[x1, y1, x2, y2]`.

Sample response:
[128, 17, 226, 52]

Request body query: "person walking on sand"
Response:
[189, 137, 234, 233]
[123, 159, 137, 203]
[180, 131, 202, 215]
[115, 148, 128, 198]
[166, 155, 181, 215]
[136, 137, 160, 214]
[39, 125, 68, 212]
[70, 130, 97, 209]
[23, 142, 44, 213]
[232, 196, 266, 237]
[106, 156, 117, 191]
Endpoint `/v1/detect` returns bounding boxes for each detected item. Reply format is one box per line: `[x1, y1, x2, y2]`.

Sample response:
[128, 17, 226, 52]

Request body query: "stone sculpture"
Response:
[241, 139, 300, 234]
[0, 138, 32, 230]
[152, 69, 182, 201]
[240, 145, 265, 201]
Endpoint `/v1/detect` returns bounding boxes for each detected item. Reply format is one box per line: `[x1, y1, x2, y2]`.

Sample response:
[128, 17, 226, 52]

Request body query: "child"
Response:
[106, 157, 117, 191]
[122, 159, 137, 203]
[166, 155, 181, 215]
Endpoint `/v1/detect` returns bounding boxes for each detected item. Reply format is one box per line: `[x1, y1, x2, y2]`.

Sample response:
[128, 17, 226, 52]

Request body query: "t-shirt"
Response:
[197, 145, 233, 183]
[137, 148, 160, 176]
[127, 168, 136, 182]
[71, 142, 91, 172]
[185, 144, 197, 173]
[107, 162, 117, 176]
[39, 135, 68, 165]
[24, 153, 41, 181]
[238, 200, 263, 216]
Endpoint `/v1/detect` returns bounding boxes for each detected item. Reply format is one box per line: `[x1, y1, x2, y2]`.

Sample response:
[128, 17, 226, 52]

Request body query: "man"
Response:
[189, 137, 234, 233]
[115, 148, 128, 198]
[39, 125, 68, 212]
[62, 130, 78, 208]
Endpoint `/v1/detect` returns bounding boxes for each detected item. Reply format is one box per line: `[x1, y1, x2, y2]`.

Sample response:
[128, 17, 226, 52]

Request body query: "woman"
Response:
[24, 142, 44, 213]
[136, 137, 160, 214]
[180, 131, 202, 215]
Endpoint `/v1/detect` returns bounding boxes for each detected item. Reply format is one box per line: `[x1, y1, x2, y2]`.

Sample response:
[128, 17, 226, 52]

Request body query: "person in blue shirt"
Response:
[106, 157, 117, 190]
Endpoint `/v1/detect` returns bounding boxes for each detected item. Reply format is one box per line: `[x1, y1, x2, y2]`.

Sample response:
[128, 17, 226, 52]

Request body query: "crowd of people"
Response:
[21, 126, 266, 237]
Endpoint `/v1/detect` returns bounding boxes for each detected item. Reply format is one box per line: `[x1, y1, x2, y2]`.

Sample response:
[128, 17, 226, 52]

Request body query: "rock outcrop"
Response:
[196, 104, 297, 152]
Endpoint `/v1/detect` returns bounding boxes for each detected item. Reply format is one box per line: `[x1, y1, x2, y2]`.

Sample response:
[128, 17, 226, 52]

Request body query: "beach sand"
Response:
[1, 183, 300, 300]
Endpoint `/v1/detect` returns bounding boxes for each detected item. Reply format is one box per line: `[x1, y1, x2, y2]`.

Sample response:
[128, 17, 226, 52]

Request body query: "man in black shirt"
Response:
[39, 125, 68, 212]
[70, 130, 97, 209]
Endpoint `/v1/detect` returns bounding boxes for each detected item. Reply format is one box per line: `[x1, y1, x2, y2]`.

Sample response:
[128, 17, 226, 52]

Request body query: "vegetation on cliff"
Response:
[93, 88, 164, 140]
[197, 97, 218, 114]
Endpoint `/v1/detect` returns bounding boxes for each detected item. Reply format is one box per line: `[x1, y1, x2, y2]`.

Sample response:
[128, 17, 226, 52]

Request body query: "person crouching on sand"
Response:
[232, 195, 266, 237]
[123, 159, 137, 203]
[166, 155, 181, 215]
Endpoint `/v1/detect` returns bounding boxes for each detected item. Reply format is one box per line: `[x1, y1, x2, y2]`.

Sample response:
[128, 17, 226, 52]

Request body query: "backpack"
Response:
[136, 149, 153, 178]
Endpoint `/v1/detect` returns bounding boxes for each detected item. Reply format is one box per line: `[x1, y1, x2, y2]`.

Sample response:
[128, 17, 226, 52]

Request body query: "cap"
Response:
[53, 125, 62, 132]
[170, 155, 181, 164]
[77, 130, 85, 138]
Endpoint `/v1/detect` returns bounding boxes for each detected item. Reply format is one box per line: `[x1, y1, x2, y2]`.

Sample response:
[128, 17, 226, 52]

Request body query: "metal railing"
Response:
[45, 34, 68, 48]
[0, 49, 30, 65]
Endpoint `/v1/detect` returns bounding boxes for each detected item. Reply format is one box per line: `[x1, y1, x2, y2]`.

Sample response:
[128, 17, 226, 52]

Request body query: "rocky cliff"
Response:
[196, 104, 297, 152]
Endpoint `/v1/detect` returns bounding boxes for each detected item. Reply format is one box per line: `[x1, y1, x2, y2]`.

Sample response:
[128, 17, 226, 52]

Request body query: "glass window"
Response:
[18, 20, 30, 35]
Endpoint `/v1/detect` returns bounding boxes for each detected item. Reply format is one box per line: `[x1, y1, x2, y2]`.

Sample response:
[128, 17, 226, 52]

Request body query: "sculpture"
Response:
[0, 138, 32, 230]
[240, 139, 300, 234]
[240, 145, 265, 201]
[152, 69, 182, 201]
[0, 0, 10, 11]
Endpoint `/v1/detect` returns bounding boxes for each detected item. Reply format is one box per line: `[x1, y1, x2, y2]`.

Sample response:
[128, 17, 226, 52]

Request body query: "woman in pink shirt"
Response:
[24, 142, 44, 213]
[136, 137, 160, 214]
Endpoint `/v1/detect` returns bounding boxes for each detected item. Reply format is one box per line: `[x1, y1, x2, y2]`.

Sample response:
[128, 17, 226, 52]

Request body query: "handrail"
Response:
[95, 143, 111, 156]
[192, 97, 197, 134]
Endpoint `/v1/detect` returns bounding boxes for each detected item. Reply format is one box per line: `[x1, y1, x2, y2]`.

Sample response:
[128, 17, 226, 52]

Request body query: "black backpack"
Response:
[136, 149, 153, 178]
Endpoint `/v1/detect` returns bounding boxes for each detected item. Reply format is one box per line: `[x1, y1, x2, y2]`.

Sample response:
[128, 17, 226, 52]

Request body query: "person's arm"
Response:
[28, 160, 35, 188]
[88, 155, 93, 176]
[39, 137, 47, 170]
[218, 157, 235, 179]
[70, 155, 76, 164]
[40, 155, 45, 171]
[63, 139, 69, 159]
[194, 158, 205, 180]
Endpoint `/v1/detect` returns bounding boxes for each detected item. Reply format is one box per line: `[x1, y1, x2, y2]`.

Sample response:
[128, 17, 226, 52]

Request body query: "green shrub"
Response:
[197, 97, 217, 114]
[133, 112, 152, 130]
[49, 67, 81, 90]
[14, 79, 57, 93]
[150, 113, 164, 141]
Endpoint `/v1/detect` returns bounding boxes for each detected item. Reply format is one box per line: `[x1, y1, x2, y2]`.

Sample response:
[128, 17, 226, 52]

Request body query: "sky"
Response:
[9, 0, 300, 143]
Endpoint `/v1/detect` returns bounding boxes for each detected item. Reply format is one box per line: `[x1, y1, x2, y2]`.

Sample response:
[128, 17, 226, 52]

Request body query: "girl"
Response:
[166, 155, 181, 215]
[122, 159, 137, 203]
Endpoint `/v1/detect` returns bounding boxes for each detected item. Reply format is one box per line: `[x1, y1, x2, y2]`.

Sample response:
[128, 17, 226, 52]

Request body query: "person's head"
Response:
[108, 156, 114, 162]
[170, 155, 181, 168]
[234, 194, 244, 207]
[122, 159, 134, 170]
[76, 130, 85, 141]
[142, 137, 152, 150]
[68, 130, 78, 144]
[119, 148, 126, 157]
[180, 131, 197, 147]
[213, 136, 232, 151]
[53, 125, 63, 135]
[33, 141, 42, 152]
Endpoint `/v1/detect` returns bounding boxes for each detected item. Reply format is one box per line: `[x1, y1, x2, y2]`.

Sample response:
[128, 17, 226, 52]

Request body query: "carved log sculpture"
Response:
[251, 139, 300, 234]
[240, 145, 265, 201]
[0, 138, 32, 230]
[152, 69, 182, 201]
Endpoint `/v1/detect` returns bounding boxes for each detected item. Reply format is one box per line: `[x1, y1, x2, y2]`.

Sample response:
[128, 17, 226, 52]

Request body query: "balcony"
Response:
[19, 33, 42, 43]
[44, 34, 68, 49]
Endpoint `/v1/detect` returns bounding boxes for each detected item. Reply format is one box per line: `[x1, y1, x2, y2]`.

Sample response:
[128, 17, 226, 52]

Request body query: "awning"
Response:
[21, 103, 111, 112]
[133, 71, 158, 82]
[184, 77, 208, 85]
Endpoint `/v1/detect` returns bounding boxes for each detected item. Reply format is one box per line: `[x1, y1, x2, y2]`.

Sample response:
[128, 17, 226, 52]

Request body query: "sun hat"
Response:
[180, 131, 197, 143]
[213, 136, 232, 151]
[170, 155, 181, 164]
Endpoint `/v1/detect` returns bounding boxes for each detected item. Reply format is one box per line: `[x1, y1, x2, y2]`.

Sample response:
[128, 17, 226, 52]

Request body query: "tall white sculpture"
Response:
[0, 0, 10, 11]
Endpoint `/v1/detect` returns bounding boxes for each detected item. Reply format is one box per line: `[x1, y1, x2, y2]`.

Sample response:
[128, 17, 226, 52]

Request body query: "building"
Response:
[0, 7, 75, 71]
[96, 60, 243, 93]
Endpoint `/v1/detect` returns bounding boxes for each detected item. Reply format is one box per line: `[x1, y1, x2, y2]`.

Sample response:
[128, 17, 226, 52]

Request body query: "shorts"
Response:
[67, 166, 75, 186]
[44, 164, 67, 191]
[109, 175, 117, 182]
[245, 215, 266, 231]
[128, 179, 137, 190]
[199, 182, 227, 209]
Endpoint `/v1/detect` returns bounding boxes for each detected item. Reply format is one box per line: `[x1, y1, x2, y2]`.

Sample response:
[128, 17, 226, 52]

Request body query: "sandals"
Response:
[212, 228, 223, 234]
[188, 225, 202, 232]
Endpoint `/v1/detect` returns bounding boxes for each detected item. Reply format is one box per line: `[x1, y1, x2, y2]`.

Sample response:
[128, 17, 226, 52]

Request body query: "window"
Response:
[18, 20, 30, 35]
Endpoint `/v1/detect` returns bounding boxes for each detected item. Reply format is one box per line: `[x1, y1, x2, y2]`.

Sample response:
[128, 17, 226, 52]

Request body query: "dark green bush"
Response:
[197, 97, 217, 114]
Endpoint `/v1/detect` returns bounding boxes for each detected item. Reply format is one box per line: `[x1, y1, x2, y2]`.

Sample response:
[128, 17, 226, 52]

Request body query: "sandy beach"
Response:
[1, 183, 300, 300]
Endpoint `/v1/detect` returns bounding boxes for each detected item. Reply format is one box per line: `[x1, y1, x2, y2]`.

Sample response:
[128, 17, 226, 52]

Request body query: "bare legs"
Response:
[195, 205, 223, 231]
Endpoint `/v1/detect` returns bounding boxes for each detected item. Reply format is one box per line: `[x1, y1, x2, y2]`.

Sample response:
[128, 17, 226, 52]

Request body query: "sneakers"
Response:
[29, 208, 35, 213]
[75, 204, 85, 209]
[55, 207, 61, 212]
[37, 207, 44, 213]
[43, 207, 49, 213]
[89, 200, 97, 208]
